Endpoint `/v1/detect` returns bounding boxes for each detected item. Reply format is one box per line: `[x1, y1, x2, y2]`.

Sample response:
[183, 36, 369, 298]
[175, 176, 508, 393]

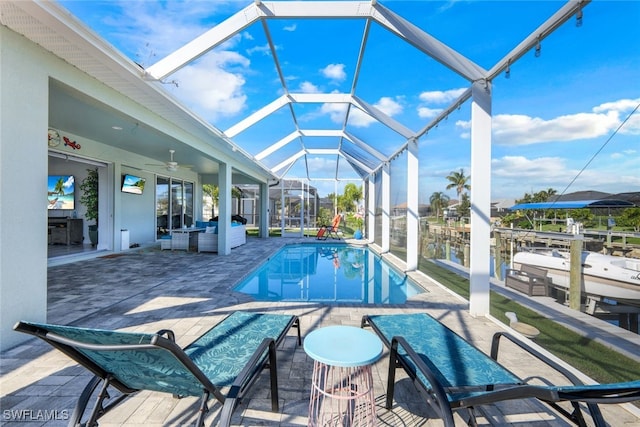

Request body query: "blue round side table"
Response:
[304, 325, 383, 426]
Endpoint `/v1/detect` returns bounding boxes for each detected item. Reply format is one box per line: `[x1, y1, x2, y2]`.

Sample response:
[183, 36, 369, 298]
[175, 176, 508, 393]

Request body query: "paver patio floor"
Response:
[2, 237, 639, 426]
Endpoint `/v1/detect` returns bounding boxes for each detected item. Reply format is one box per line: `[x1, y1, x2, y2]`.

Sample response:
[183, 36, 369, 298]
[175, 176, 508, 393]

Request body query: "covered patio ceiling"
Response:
[144, 0, 590, 183]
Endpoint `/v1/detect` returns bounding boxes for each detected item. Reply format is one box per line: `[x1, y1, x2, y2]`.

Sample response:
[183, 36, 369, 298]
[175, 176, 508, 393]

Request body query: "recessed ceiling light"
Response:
[112, 126, 123, 130]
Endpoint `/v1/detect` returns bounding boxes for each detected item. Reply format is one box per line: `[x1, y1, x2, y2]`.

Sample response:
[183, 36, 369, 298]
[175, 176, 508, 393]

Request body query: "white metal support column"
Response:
[281, 182, 286, 232]
[300, 181, 305, 237]
[468, 80, 492, 316]
[367, 178, 375, 243]
[406, 139, 419, 271]
[218, 162, 232, 255]
[381, 163, 390, 253]
[259, 182, 269, 239]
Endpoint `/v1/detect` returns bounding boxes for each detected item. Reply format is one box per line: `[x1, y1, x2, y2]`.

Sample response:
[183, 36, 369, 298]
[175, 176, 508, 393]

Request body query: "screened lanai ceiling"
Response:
[143, 0, 590, 182]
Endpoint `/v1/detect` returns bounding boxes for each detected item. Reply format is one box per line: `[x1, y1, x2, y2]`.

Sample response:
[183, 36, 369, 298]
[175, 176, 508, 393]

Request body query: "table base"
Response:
[308, 361, 377, 426]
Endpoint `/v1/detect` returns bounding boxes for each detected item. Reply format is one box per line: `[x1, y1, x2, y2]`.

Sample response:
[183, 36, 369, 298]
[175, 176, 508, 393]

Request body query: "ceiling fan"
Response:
[146, 149, 192, 172]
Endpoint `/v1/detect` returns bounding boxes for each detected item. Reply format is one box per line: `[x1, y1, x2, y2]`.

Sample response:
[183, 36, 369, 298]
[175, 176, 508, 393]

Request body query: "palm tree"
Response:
[445, 168, 471, 200]
[429, 192, 450, 220]
[539, 188, 558, 202]
[342, 183, 363, 212]
[54, 177, 65, 196]
[202, 185, 243, 219]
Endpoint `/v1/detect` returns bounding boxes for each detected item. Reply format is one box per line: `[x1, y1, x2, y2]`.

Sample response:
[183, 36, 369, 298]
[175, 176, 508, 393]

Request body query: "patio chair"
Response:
[316, 214, 342, 240]
[315, 226, 328, 240]
[14, 311, 301, 427]
[361, 313, 640, 427]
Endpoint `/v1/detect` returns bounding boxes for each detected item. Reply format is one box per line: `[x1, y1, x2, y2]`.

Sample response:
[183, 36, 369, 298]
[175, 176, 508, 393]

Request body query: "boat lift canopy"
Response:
[510, 199, 636, 210]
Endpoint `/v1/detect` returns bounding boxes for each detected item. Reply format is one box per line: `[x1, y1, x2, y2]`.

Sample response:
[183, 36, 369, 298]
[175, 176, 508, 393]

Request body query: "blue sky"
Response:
[58, 1, 639, 202]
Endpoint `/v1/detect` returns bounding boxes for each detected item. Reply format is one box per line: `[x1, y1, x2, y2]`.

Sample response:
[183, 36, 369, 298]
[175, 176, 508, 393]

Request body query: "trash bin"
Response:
[121, 229, 129, 250]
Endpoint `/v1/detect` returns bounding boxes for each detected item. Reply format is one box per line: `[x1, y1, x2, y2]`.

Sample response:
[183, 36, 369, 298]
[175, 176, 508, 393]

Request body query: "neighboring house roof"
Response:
[549, 191, 612, 202]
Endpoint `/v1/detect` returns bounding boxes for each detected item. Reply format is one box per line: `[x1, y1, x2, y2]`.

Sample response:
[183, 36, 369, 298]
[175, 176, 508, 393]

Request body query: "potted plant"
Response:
[79, 168, 99, 246]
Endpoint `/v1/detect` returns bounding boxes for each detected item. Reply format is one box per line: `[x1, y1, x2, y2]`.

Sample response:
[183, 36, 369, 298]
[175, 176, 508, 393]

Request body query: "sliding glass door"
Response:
[156, 177, 194, 239]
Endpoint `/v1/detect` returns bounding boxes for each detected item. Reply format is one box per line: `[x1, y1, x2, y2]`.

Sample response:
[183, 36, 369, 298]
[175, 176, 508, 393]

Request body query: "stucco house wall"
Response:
[0, 25, 202, 350]
[1, 26, 51, 350]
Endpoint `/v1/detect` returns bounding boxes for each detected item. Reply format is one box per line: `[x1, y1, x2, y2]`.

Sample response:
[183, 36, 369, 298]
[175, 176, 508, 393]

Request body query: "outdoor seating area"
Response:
[159, 222, 247, 252]
[197, 222, 247, 253]
[362, 313, 640, 427]
[14, 312, 300, 427]
[505, 264, 552, 297]
[3, 237, 640, 426]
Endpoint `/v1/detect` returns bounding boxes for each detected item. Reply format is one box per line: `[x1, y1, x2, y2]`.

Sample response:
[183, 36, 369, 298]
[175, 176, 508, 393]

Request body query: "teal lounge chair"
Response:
[14, 311, 301, 427]
[361, 313, 640, 427]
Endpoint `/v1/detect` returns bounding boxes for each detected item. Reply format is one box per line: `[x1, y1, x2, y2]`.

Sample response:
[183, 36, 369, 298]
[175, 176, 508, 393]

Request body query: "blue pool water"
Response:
[233, 244, 424, 304]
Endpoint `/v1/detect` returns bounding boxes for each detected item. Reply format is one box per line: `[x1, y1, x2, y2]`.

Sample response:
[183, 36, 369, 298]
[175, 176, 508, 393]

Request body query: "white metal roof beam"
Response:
[289, 93, 353, 103]
[255, 130, 300, 160]
[255, 1, 376, 19]
[274, 160, 297, 179]
[371, 3, 487, 82]
[340, 150, 373, 174]
[351, 95, 415, 139]
[416, 88, 472, 138]
[350, 18, 372, 97]
[145, 2, 261, 80]
[303, 154, 310, 180]
[486, 0, 591, 81]
[225, 95, 290, 137]
[226, 93, 352, 137]
[307, 148, 340, 155]
[146, 2, 380, 80]
[300, 129, 344, 137]
[342, 131, 387, 162]
[271, 151, 305, 174]
[262, 19, 289, 91]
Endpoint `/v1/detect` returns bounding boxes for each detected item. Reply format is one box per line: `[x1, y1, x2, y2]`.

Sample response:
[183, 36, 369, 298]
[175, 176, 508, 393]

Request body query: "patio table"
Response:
[304, 325, 382, 426]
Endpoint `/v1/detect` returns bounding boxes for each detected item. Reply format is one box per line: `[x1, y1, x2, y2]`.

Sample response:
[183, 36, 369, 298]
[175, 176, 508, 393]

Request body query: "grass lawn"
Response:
[419, 260, 640, 384]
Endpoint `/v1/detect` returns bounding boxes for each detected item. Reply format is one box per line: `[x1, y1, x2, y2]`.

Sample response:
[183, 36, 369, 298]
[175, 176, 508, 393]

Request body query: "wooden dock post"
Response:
[494, 230, 503, 281]
[569, 236, 584, 311]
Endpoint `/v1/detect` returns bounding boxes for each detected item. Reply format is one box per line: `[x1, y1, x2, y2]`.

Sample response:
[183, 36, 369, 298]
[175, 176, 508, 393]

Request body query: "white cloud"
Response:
[376, 97, 403, 116]
[299, 81, 320, 93]
[321, 102, 349, 124]
[455, 98, 640, 145]
[491, 112, 619, 145]
[101, 1, 230, 62]
[348, 108, 376, 127]
[418, 106, 443, 119]
[246, 43, 272, 56]
[417, 88, 465, 121]
[492, 156, 568, 179]
[321, 64, 346, 82]
[168, 53, 249, 121]
[490, 155, 640, 198]
[64, 176, 75, 190]
[283, 24, 297, 32]
[419, 88, 467, 104]
[307, 156, 338, 175]
[346, 97, 404, 128]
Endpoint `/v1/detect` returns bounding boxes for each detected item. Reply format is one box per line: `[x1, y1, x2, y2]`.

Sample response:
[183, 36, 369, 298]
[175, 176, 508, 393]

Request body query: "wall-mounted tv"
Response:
[48, 175, 75, 210]
[122, 174, 146, 195]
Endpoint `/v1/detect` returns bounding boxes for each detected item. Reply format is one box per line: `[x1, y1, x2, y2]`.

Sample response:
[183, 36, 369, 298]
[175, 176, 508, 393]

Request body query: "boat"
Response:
[513, 249, 640, 305]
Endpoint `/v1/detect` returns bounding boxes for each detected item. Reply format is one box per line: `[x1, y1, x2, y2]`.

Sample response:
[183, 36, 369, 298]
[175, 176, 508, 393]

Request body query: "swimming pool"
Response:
[233, 244, 424, 304]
